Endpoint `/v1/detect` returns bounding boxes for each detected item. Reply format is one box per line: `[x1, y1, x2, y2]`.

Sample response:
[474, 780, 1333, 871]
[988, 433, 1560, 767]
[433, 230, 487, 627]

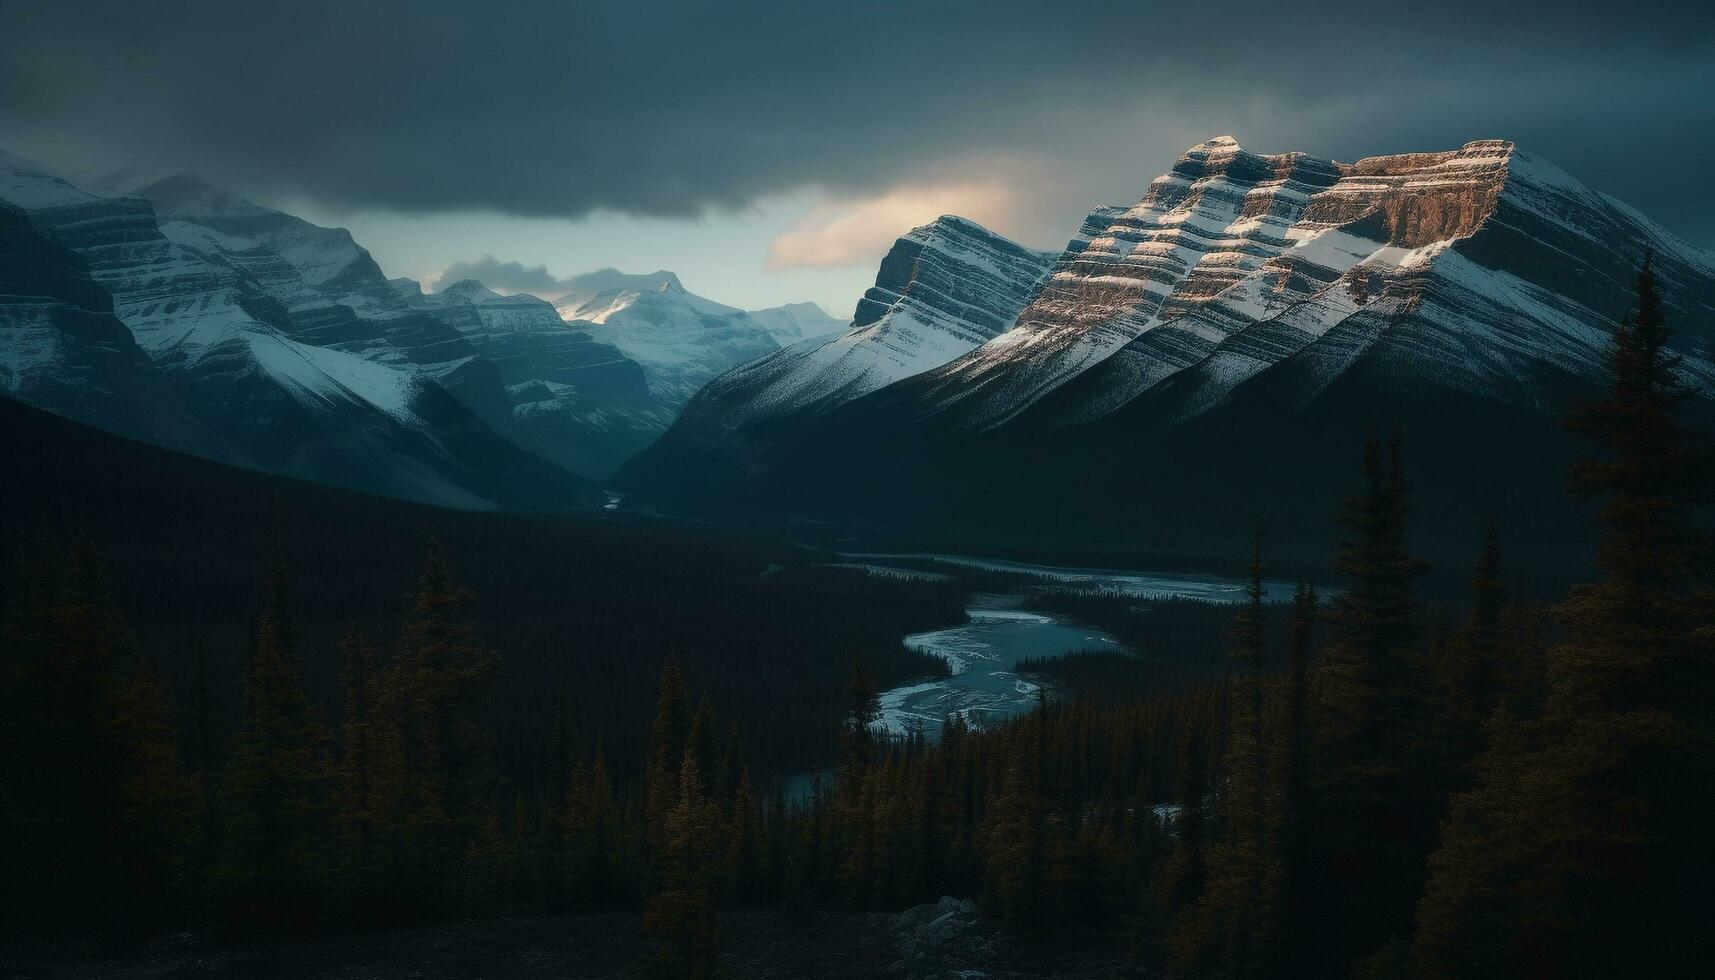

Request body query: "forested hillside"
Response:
[2, 263, 1709, 978]
[0, 397, 963, 786]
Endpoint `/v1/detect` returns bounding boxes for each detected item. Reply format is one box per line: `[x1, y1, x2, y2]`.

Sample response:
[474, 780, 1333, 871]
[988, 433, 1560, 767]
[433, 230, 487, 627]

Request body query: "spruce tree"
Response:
[841, 657, 882, 769]
[332, 627, 384, 919]
[645, 660, 690, 860]
[1430, 521, 1508, 791]
[983, 743, 1046, 925]
[2, 535, 197, 934]
[1303, 429, 1432, 971]
[643, 752, 722, 979]
[1270, 580, 1317, 976]
[1179, 529, 1278, 977]
[214, 551, 334, 929]
[726, 767, 764, 905]
[368, 539, 501, 921]
[1414, 256, 1715, 976]
[398, 539, 500, 835]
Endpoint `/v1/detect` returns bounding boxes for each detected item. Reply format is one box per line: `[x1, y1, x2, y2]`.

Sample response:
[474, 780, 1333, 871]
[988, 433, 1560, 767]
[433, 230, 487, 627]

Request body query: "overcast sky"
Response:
[4, 1, 1712, 316]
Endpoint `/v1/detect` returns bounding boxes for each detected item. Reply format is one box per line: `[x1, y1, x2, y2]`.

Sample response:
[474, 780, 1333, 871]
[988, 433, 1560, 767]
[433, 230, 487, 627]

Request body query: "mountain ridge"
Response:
[617, 136, 1715, 573]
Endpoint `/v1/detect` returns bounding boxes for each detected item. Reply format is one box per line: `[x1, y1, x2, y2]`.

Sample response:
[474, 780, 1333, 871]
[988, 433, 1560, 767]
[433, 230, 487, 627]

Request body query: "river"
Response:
[852, 553, 1298, 741]
[784, 554, 1291, 801]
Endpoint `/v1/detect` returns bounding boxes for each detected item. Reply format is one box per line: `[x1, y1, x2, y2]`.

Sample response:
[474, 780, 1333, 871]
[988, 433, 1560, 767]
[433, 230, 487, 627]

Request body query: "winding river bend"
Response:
[852, 554, 1299, 741]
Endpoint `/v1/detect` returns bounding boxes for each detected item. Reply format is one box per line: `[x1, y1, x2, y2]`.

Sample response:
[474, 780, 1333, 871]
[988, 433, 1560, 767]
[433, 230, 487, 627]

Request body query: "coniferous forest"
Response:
[2, 265, 1711, 978]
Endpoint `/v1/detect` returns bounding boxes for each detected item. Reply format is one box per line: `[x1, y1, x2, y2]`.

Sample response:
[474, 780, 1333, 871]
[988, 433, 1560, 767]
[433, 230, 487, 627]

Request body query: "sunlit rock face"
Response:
[617, 137, 1715, 572]
[890, 137, 1713, 432]
[616, 216, 1054, 487]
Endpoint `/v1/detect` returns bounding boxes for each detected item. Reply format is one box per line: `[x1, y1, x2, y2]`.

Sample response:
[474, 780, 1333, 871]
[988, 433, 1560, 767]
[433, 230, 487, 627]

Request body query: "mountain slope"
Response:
[76, 169, 395, 307]
[423, 278, 669, 478]
[30, 163, 846, 482]
[555, 275, 783, 407]
[746, 301, 846, 345]
[618, 216, 1055, 492]
[0, 200, 220, 454]
[1, 151, 594, 511]
[618, 138, 1715, 573]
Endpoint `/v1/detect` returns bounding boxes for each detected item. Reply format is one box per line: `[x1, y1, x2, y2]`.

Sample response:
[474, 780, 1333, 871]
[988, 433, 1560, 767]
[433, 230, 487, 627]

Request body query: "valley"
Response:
[4, 22, 1713, 971]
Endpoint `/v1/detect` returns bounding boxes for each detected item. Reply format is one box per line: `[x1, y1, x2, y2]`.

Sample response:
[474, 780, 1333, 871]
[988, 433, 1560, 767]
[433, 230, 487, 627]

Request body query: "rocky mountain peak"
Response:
[437, 278, 505, 304]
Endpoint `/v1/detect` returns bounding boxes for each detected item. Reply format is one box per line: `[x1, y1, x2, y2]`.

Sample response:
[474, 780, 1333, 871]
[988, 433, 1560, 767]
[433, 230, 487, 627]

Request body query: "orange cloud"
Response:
[767, 180, 1017, 270]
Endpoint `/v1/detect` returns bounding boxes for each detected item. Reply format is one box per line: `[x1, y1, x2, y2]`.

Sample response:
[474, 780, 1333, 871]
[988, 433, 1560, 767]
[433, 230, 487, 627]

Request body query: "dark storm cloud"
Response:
[431, 255, 570, 295]
[3, 1, 1713, 242]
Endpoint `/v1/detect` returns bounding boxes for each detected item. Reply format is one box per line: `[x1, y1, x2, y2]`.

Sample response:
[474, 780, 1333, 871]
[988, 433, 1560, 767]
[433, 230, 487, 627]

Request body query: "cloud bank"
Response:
[432, 255, 571, 295]
[768, 181, 1018, 269]
[4, 1, 1713, 243]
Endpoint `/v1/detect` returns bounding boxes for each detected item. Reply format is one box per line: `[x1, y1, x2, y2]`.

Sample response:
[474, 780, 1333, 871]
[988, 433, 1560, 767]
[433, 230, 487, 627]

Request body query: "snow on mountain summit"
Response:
[553, 272, 782, 407]
[617, 216, 1055, 484]
[877, 136, 1715, 432]
[75, 169, 394, 307]
[616, 136, 1715, 564]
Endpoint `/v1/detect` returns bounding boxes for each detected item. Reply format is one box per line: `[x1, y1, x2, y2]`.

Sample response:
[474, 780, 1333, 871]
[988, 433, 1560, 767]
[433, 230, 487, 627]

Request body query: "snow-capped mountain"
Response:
[1, 199, 217, 454]
[6, 152, 854, 486]
[619, 216, 1054, 485]
[989, 137, 1715, 428]
[415, 278, 671, 478]
[1, 151, 593, 510]
[745, 302, 846, 346]
[617, 138, 1715, 572]
[555, 275, 784, 407]
[75, 170, 394, 307]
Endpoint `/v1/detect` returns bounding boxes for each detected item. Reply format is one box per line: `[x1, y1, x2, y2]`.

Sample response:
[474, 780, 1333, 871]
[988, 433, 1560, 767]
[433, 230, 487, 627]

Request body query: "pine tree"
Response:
[1179, 529, 1278, 977]
[332, 627, 384, 918]
[562, 746, 625, 909]
[643, 751, 722, 979]
[1414, 256, 1715, 976]
[982, 744, 1045, 925]
[841, 657, 882, 769]
[548, 673, 575, 807]
[726, 767, 764, 904]
[110, 659, 203, 928]
[1153, 696, 1210, 946]
[1270, 581, 1317, 976]
[213, 550, 334, 929]
[1302, 429, 1433, 971]
[364, 539, 501, 922]
[687, 700, 717, 799]
[2, 535, 198, 934]
[645, 660, 690, 861]
[1430, 522, 1508, 790]
[398, 539, 500, 835]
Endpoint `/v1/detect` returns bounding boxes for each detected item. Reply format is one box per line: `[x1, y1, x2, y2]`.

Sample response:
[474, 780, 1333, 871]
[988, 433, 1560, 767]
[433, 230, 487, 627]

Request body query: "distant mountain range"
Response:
[9, 138, 1713, 572]
[1, 150, 843, 506]
[618, 137, 1715, 573]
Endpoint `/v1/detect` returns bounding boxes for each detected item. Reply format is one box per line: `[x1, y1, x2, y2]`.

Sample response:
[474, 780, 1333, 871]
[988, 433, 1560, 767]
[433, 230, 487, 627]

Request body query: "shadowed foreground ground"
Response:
[1, 904, 1141, 980]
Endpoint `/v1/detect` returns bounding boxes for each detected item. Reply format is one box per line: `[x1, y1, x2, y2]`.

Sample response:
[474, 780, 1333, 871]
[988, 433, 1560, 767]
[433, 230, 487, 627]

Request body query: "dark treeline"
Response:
[1018, 593, 1305, 704]
[2, 262, 1710, 978]
[0, 395, 965, 788]
[761, 260, 1712, 977]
